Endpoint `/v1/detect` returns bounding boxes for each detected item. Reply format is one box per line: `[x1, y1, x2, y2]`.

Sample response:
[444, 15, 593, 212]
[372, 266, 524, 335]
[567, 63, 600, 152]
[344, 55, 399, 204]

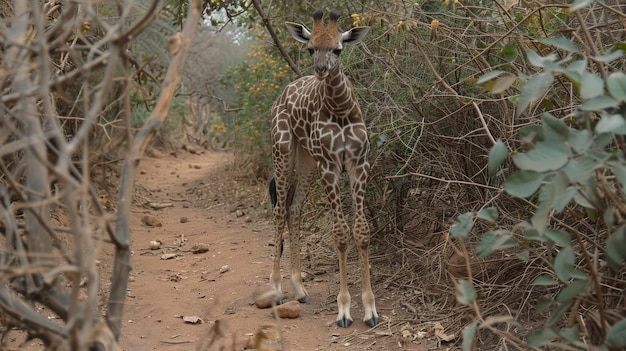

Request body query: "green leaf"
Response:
[604, 206, 616, 227]
[501, 43, 518, 62]
[569, 0, 594, 11]
[476, 230, 516, 257]
[526, 51, 558, 68]
[596, 114, 626, 135]
[451, 212, 475, 240]
[489, 75, 517, 94]
[519, 125, 544, 143]
[593, 49, 624, 63]
[527, 328, 557, 347]
[606, 225, 626, 271]
[547, 300, 574, 326]
[517, 73, 554, 116]
[503, 170, 543, 198]
[534, 297, 553, 312]
[580, 95, 620, 111]
[488, 139, 508, 176]
[609, 161, 626, 196]
[544, 229, 571, 247]
[541, 113, 569, 141]
[512, 140, 569, 172]
[457, 279, 477, 305]
[580, 71, 605, 100]
[606, 318, 626, 348]
[593, 133, 614, 149]
[567, 129, 591, 154]
[553, 186, 578, 213]
[548, 171, 571, 213]
[532, 183, 554, 234]
[564, 60, 587, 84]
[477, 207, 498, 222]
[556, 279, 589, 302]
[532, 275, 558, 286]
[559, 325, 580, 342]
[554, 246, 576, 282]
[477, 70, 508, 85]
[573, 192, 594, 209]
[539, 37, 580, 52]
[461, 321, 478, 351]
[607, 71, 626, 102]
[524, 227, 545, 242]
[476, 232, 497, 257]
[613, 43, 626, 53]
[562, 156, 598, 184]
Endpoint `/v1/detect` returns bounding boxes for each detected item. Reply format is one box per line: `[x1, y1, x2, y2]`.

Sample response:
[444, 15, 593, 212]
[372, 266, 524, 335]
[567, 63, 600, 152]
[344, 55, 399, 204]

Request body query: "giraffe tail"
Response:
[268, 176, 284, 257]
[269, 176, 277, 208]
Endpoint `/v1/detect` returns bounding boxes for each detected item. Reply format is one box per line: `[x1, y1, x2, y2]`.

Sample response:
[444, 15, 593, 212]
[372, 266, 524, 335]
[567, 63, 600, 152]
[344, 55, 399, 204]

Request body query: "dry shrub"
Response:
[0, 1, 202, 349]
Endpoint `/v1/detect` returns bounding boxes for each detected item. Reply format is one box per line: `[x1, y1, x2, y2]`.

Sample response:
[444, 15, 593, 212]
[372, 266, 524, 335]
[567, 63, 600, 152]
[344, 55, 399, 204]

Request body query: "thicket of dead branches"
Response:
[0, 1, 201, 349]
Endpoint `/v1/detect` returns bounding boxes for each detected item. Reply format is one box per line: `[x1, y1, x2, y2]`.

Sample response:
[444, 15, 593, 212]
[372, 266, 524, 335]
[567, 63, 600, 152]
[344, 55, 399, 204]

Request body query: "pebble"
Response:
[272, 301, 301, 319]
[141, 215, 162, 227]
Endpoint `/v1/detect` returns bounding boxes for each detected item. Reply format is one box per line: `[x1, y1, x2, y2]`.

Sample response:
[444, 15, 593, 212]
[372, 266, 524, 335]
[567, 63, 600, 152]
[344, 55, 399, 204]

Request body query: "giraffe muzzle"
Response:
[314, 66, 329, 79]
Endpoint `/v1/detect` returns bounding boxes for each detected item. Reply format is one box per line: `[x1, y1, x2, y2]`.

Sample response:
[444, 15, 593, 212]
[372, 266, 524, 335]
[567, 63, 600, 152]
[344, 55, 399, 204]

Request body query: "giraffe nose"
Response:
[314, 65, 328, 78]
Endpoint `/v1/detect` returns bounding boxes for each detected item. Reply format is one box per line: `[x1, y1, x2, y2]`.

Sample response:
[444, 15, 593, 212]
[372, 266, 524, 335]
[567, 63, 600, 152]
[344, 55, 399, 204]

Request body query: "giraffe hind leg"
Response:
[268, 176, 283, 257]
[286, 152, 317, 304]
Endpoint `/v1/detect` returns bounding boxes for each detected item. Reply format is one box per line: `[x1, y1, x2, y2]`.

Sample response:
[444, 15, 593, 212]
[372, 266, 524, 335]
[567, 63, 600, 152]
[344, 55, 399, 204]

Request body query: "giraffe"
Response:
[268, 9, 378, 328]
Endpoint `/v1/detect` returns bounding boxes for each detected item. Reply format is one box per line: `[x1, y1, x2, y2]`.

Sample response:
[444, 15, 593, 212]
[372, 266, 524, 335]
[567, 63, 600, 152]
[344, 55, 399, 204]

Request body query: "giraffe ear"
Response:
[341, 26, 370, 46]
[285, 22, 312, 44]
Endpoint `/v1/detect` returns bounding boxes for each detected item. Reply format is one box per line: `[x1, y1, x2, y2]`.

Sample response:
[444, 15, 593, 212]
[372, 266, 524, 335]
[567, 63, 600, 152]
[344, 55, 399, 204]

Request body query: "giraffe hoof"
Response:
[364, 316, 378, 328]
[336, 318, 353, 328]
[297, 295, 310, 304]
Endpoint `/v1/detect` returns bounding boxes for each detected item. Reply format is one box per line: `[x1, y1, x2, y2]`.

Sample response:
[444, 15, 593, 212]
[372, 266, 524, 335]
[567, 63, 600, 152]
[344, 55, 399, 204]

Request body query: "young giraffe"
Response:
[269, 10, 378, 328]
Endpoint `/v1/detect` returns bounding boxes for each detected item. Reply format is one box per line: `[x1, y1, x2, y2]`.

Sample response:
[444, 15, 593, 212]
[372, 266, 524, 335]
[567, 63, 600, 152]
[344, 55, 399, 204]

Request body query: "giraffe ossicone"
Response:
[269, 9, 378, 328]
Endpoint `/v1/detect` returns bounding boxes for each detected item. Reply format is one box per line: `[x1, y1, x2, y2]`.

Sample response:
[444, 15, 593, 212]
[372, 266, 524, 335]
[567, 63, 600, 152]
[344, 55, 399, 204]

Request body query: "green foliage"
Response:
[454, 1, 626, 348]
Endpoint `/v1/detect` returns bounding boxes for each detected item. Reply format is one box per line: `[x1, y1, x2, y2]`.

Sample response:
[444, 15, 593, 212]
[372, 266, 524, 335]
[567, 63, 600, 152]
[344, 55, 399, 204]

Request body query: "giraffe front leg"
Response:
[335, 237, 352, 328]
[355, 221, 378, 327]
[353, 187, 378, 327]
[347, 155, 378, 327]
[321, 170, 353, 327]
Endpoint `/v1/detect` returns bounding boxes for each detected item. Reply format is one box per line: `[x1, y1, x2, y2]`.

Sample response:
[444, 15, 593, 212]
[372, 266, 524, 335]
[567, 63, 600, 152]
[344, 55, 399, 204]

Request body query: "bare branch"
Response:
[107, 0, 203, 340]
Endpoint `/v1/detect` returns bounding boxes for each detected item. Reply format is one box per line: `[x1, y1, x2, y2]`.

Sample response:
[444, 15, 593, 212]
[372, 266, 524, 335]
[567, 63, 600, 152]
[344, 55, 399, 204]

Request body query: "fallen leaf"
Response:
[434, 321, 456, 342]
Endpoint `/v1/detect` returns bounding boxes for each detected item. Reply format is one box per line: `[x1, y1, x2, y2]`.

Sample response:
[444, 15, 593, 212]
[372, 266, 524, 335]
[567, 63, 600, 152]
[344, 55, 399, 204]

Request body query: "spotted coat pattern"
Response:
[269, 10, 378, 328]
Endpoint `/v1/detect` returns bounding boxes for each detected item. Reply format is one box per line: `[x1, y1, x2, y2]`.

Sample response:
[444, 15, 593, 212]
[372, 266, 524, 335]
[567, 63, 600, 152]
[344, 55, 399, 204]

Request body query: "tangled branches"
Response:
[0, 1, 201, 349]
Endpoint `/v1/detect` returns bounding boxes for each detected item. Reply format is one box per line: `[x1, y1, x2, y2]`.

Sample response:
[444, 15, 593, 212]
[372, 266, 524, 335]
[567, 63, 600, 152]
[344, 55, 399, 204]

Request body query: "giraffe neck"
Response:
[319, 64, 358, 116]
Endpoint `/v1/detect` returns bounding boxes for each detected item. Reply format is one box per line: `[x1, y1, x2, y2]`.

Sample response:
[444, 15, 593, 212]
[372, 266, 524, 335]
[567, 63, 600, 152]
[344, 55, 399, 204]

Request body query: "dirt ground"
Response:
[4, 148, 453, 350]
[113, 148, 451, 351]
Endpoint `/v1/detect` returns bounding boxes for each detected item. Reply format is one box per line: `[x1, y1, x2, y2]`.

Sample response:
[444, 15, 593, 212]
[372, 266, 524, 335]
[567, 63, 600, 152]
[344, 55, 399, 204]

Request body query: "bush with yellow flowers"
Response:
[221, 31, 299, 179]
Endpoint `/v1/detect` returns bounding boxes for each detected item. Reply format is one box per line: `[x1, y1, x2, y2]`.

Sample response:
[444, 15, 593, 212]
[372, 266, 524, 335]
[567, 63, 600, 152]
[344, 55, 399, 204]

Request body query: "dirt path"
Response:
[111, 149, 432, 350]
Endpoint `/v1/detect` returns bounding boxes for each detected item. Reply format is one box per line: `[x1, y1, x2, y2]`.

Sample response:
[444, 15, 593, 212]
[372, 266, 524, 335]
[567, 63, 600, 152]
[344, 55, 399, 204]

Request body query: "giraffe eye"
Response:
[308, 48, 314, 55]
[332, 49, 342, 56]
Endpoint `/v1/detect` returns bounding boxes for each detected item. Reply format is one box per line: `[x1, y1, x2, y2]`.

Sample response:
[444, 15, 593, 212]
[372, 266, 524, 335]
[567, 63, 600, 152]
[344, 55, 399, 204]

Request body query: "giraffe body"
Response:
[269, 10, 378, 328]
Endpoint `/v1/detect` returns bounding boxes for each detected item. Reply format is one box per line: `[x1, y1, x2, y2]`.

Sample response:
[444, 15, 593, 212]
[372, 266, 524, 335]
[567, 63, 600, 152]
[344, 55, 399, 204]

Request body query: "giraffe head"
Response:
[285, 10, 370, 80]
